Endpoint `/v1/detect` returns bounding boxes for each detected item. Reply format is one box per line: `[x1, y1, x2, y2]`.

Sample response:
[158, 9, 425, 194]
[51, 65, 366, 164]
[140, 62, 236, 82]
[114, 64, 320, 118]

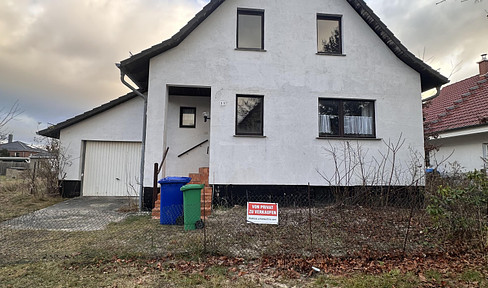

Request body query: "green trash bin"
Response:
[180, 184, 204, 231]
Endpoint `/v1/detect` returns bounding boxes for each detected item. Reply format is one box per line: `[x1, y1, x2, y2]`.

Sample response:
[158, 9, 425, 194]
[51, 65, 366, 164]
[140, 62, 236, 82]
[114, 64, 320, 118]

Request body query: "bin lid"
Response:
[180, 184, 205, 192]
[158, 177, 191, 184]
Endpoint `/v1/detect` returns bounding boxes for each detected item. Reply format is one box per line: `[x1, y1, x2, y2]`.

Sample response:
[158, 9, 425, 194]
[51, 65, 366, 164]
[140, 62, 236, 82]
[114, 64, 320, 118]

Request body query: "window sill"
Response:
[234, 135, 266, 138]
[316, 53, 346, 56]
[316, 137, 381, 141]
[235, 48, 267, 52]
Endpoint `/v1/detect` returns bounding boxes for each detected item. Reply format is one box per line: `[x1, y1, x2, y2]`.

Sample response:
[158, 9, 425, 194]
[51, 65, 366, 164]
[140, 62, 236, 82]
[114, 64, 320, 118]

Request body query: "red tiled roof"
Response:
[423, 74, 488, 134]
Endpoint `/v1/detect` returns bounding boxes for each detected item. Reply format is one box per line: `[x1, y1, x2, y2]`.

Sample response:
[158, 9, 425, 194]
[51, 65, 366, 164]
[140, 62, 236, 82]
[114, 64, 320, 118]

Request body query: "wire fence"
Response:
[0, 184, 446, 268]
[2, 171, 488, 269]
[205, 185, 431, 259]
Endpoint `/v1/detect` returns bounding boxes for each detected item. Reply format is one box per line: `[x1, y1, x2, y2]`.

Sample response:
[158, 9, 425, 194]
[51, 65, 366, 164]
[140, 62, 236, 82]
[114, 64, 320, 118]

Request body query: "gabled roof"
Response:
[118, 0, 448, 92]
[38, 92, 138, 139]
[0, 141, 43, 153]
[423, 74, 488, 134]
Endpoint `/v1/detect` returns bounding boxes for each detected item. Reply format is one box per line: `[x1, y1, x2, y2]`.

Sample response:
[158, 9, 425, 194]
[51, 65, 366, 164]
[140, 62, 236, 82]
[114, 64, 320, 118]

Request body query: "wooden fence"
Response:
[0, 162, 30, 176]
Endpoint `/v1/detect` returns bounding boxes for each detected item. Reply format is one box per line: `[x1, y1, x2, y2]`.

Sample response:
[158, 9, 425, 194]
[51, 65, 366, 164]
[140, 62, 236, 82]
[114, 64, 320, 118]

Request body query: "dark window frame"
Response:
[179, 107, 196, 128]
[236, 8, 265, 51]
[318, 98, 376, 138]
[317, 14, 343, 55]
[235, 94, 264, 136]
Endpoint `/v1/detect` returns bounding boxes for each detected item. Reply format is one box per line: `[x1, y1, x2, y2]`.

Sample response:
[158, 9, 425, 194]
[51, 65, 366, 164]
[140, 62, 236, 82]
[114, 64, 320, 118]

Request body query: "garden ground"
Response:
[0, 176, 487, 287]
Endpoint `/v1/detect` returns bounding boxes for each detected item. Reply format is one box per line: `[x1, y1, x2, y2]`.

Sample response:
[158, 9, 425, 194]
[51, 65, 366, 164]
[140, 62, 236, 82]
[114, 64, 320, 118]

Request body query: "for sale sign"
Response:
[247, 202, 279, 225]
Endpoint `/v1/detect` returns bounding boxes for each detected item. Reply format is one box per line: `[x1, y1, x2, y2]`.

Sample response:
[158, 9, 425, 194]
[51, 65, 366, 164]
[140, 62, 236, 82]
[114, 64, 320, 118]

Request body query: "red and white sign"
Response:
[247, 202, 279, 225]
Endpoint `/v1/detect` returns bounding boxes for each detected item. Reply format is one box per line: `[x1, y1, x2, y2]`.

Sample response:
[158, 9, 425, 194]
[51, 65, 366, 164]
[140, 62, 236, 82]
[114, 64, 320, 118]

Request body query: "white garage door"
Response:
[83, 141, 141, 196]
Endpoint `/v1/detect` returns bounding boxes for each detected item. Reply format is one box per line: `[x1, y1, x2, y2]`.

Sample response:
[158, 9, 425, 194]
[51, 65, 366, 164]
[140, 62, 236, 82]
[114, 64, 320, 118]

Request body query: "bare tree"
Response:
[436, 0, 483, 4]
[0, 101, 22, 142]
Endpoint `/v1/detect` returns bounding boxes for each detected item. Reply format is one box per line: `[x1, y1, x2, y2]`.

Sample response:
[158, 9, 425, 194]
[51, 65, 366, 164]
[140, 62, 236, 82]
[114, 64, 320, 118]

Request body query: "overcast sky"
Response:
[1, 0, 487, 144]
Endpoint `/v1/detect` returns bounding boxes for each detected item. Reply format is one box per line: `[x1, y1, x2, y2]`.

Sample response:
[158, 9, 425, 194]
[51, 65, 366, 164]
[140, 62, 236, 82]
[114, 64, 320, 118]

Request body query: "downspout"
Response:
[115, 63, 147, 212]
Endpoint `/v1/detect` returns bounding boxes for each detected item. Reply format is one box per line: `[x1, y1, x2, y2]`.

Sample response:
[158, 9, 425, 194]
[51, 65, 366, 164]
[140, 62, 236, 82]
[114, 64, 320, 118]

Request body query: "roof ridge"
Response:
[118, 0, 448, 92]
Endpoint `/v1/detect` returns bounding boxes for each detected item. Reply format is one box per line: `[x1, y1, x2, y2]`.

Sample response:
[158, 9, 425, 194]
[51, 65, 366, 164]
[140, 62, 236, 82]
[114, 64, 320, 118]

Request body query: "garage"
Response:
[82, 141, 141, 197]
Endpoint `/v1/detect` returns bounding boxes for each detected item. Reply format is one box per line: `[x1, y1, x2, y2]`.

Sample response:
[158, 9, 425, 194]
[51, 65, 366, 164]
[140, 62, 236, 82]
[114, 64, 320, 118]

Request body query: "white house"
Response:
[39, 0, 448, 209]
[424, 54, 488, 173]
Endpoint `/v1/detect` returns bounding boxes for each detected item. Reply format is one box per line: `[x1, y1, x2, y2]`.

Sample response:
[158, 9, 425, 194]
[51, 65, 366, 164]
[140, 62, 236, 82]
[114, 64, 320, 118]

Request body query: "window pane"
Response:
[317, 17, 341, 54]
[180, 107, 196, 128]
[238, 12, 263, 49]
[318, 99, 340, 136]
[343, 101, 374, 136]
[236, 96, 263, 135]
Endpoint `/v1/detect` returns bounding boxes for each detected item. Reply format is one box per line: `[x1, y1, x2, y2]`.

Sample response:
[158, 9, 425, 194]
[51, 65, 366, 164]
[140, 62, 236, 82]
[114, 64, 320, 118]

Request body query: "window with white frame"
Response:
[318, 98, 375, 138]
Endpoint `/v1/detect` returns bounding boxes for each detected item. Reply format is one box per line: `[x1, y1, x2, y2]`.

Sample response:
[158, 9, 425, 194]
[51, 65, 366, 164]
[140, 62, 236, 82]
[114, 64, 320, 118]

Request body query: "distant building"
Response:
[0, 134, 43, 157]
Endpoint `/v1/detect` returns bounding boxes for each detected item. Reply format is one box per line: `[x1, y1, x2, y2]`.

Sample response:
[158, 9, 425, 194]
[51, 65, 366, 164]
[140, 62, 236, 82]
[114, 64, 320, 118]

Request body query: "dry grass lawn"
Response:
[0, 175, 63, 222]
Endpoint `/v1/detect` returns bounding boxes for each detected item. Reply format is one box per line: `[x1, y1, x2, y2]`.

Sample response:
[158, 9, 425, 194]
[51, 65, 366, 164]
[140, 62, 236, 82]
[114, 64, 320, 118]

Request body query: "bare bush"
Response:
[316, 135, 424, 206]
[28, 138, 72, 197]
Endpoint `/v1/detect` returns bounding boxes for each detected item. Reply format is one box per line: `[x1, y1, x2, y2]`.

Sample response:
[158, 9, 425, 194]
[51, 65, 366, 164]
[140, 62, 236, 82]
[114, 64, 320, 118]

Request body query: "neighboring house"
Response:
[0, 134, 43, 157]
[39, 0, 447, 209]
[423, 54, 488, 173]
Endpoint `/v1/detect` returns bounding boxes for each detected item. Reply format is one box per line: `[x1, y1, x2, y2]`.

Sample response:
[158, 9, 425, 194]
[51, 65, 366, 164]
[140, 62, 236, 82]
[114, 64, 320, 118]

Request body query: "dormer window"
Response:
[317, 14, 342, 55]
[237, 9, 264, 50]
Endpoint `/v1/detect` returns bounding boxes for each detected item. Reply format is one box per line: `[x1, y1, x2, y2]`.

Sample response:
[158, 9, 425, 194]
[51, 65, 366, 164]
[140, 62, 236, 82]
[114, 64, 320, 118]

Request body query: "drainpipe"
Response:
[115, 63, 147, 212]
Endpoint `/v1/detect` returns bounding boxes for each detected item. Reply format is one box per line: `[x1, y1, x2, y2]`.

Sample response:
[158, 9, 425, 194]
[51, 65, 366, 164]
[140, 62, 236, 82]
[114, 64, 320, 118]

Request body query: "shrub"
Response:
[426, 170, 488, 248]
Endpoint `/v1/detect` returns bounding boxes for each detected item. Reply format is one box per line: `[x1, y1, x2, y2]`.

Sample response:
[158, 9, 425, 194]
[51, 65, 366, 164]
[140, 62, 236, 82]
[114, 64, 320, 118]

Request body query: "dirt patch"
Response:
[205, 205, 438, 259]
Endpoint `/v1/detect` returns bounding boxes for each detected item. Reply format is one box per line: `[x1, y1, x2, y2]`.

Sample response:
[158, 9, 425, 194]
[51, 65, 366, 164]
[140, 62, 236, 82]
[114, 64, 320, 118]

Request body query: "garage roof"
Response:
[37, 92, 138, 139]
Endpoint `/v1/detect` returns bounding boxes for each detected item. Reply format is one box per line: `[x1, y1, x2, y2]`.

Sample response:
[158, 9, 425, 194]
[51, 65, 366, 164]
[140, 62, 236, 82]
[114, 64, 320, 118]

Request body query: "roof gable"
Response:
[38, 92, 138, 139]
[423, 74, 488, 134]
[118, 0, 448, 92]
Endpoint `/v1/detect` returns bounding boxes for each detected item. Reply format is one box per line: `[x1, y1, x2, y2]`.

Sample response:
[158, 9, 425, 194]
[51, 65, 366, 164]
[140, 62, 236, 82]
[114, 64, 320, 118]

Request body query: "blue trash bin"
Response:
[158, 177, 191, 225]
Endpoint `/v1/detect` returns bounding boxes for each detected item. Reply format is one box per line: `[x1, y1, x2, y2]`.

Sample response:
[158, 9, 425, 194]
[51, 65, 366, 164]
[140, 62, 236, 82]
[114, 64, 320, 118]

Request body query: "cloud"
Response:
[366, 0, 488, 82]
[1, 0, 486, 143]
[0, 0, 205, 142]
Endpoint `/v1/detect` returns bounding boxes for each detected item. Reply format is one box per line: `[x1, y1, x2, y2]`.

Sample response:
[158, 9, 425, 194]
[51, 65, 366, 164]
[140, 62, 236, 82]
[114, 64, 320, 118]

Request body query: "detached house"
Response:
[39, 0, 447, 209]
[424, 54, 488, 173]
[0, 134, 43, 157]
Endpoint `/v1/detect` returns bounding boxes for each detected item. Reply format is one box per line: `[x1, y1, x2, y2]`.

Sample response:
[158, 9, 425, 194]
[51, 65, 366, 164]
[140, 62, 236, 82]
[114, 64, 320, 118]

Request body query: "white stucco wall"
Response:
[59, 97, 144, 181]
[144, 0, 425, 186]
[429, 131, 488, 173]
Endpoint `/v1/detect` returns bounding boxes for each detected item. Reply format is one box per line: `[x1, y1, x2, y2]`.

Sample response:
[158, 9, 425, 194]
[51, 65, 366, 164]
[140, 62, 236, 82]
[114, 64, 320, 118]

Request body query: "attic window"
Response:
[237, 9, 264, 50]
[317, 14, 342, 55]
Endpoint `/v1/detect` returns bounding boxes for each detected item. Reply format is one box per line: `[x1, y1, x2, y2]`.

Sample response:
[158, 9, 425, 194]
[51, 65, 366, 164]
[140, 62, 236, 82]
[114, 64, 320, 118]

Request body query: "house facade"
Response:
[0, 134, 42, 157]
[424, 54, 488, 173]
[40, 0, 447, 208]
